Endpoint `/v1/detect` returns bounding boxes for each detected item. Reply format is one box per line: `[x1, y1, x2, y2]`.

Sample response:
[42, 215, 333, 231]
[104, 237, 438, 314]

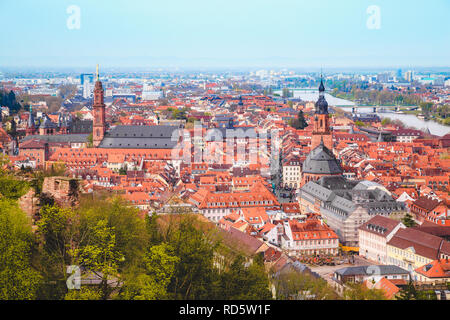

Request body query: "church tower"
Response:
[26, 106, 36, 136]
[92, 64, 106, 147]
[311, 77, 333, 151]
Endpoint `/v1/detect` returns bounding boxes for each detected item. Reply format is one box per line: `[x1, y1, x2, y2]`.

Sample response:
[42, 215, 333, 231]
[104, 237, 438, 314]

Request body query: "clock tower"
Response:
[311, 77, 333, 151]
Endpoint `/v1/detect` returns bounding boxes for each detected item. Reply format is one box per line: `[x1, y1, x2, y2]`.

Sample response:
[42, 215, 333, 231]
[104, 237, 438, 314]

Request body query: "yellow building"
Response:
[386, 228, 447, 280]
[387, 244, 433, 272]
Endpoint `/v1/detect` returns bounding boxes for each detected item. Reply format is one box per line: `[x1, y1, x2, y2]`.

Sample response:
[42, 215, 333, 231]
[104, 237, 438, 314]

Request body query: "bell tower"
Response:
[26, 105, 36, 136]
[92, 64, 106, 147]
[311, 76, 332, 150]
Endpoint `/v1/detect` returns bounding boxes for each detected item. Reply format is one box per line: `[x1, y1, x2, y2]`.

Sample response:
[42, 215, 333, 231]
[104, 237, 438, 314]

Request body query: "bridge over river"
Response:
[348, 105, 419, 113]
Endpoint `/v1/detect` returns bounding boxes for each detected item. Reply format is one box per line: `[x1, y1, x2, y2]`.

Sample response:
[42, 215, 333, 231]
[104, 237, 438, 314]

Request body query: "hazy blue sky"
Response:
[1, 0, 449, 69]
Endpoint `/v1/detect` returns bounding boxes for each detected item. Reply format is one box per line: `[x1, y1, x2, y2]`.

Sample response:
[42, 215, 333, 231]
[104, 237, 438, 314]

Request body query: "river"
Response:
[338, 107, 450, 137]
[274, 89, 449, 136]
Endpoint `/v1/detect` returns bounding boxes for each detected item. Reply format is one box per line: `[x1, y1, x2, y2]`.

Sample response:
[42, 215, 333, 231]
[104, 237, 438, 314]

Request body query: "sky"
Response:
[0, 0, 449, 70]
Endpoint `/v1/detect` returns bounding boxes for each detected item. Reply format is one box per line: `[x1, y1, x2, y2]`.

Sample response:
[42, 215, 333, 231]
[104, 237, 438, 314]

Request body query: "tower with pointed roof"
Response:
[92, 64, 106, 147]
[377, 131, 384, 143]
[311, 76, 332, 151]
[39, 114, 57, 135]
[26, 106, 36, 136]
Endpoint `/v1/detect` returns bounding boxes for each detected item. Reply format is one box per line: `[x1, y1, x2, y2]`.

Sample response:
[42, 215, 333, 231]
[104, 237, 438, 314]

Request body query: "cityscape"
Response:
[0, 0, 449, 308]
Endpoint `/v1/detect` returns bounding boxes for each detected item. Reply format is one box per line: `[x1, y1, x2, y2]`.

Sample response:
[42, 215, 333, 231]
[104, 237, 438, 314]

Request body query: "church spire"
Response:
[93, 64, 106, 147]
[377, 131, 384, 142]
[319, 75, 325, 94]
[26, 105, 35, 136]
[315, 74, 328, 114]
[310, 71, 332, 151]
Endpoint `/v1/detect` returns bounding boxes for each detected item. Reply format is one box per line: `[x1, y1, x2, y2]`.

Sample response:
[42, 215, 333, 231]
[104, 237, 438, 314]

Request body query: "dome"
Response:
[315, 78, 328, 114]
[315, 96, 328, 114]
[302, 140, 343, 175]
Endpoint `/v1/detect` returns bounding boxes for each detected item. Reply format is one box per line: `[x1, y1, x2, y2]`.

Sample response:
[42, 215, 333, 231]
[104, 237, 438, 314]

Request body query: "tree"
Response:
[0, 173, 29, 200]
[65, 287, 102, 300]
[397, 280, 437, 300]
[343, 283, 386, 300]
[58, 84, 77, 100]
[165, 215, 219, 299]
[420, 102, 433, 117]
[296, 110, 308, 129]
[87, 133, 93, 147]
[397, 279, 417, 300]
[402, 213, 417, 228]
[0, 90, 22, 114]
[35, 205, 79, 299]
[289, 111, 309, 130]
[119, 165, 127, 175]
[416, 290, 437, 300]
[121, 243, 179, 300]
[274, 269, 338, 300]
[72, 219, 124, 300]
[218, 254, 272, 300]
[0, 155, 29, 200]
[146, 213, 162, 246]
[36, 197, 148, 300]
[381, 118, 392, 126]
[0, 199, 42, 299]
[77, 197, 148, 274]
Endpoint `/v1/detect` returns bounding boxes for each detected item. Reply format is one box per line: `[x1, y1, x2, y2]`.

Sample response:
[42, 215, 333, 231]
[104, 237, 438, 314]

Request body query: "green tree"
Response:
[274, 269, 338, 300]
[397, 280, 417, 300]
[36, 197, 148, 299]
[397, 280, 437, 300]
[343, 283, 386, 300]
[87, 133, 93, 147]
[0, 199, 42, 299]
[164, 215, 219, 299]
[402, 213, 417, 228]
[296, 110, 308, 129]
[121, 243, 179, 300]
[72, 219, 124, 300]
[65, 287, 102, 300]
[78, 197, 148, 271]
[420, 102, 433, 117]
[416, 290, 437, 300]
[118, 165, 127, 175]
[35, 205, 79, 299]
[146, 213, 162, 246]
[0, 174, 29, 200]
[218, 254, 272, 300]
[381, 118, 392, 126]
[289, 111, 308, 130]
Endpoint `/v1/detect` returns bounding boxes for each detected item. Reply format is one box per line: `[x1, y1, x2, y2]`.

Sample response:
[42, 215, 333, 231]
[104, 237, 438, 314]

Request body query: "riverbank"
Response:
[335, 106, 450, 137]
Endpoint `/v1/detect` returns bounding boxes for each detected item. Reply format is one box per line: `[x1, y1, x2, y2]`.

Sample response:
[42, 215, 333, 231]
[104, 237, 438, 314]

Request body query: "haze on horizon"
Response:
[1, 0, 449, 70]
